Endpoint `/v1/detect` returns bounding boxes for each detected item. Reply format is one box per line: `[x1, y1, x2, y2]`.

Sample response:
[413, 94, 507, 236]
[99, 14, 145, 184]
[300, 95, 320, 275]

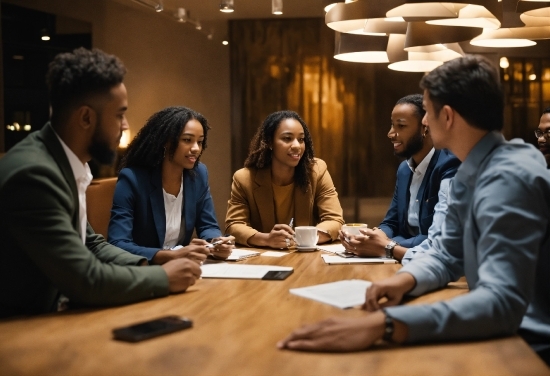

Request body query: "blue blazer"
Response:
[108, 163, 222, 260]
[378, 149, 460, 248]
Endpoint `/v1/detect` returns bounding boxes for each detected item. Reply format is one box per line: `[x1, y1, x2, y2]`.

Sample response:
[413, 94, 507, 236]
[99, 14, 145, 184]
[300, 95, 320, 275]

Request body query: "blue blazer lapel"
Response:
[183, 170, 196, 243]
[417, 149, 440, 219]
[397, 166, 412, 231]
[150, 168, 166, 247]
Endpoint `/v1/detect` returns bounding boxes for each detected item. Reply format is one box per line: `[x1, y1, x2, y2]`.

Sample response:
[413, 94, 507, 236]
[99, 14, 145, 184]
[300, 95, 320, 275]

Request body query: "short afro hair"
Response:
[46, 47, 126, 126]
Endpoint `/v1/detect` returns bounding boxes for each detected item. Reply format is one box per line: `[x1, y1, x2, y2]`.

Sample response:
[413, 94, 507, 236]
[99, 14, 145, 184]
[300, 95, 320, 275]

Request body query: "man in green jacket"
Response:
[0, 48, 203, 318]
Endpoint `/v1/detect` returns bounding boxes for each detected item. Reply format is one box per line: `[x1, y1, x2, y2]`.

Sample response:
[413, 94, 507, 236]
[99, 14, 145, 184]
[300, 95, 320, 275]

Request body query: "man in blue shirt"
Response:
[536, 107, 550, 168]
[340, 94, 459, 263]
[278, 55, 550, 366]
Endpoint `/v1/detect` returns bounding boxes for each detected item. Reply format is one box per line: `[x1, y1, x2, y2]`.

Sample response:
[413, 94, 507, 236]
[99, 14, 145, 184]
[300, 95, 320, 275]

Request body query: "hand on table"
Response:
[162, 258, 202, 293]
[249, 224, 295, 249]
[277, 312, 386, 352]
[363, 272, 416, 311]
[152, 239, 210, 265]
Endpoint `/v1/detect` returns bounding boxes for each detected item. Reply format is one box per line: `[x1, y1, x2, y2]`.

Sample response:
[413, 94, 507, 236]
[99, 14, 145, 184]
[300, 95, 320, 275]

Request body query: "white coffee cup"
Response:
[294, 226, 319, 247]
[342, 223, 368, 236]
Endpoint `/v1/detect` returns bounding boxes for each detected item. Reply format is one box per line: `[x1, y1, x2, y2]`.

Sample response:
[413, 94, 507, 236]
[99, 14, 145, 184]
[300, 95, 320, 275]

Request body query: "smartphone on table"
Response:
[112, 315, 193, 342]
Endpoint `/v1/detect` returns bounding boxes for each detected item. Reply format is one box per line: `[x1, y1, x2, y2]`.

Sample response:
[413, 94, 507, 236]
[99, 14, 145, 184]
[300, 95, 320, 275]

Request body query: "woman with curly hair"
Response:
[225, 110, 344, 249]
[108, 106, 234, 264]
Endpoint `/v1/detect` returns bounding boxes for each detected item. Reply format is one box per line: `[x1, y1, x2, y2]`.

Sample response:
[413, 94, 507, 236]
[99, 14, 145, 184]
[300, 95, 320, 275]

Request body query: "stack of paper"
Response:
[289, 279, 372, 309]
[226, 249, 260, 261]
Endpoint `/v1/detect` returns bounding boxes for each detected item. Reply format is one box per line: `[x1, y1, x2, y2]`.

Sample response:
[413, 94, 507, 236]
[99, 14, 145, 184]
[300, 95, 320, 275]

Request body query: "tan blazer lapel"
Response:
[294, 184, 312, 226]
[253, 168, 276, 231]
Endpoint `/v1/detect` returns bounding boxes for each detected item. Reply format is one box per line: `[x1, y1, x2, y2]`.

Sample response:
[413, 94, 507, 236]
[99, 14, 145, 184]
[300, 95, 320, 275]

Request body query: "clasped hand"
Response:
[339, 227, 389, 258]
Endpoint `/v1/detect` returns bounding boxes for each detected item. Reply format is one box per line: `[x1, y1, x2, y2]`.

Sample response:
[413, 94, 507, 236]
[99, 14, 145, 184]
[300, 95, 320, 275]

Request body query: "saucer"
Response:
[296, 246, 317, 252]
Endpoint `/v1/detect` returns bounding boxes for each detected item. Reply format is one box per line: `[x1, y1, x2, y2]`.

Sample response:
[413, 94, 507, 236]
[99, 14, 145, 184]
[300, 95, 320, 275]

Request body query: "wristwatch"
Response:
[385, 241, 398, 259]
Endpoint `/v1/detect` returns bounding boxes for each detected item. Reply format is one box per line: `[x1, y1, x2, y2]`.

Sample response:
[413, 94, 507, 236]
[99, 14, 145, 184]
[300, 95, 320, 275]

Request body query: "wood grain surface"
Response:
[0, 249, 548, 376]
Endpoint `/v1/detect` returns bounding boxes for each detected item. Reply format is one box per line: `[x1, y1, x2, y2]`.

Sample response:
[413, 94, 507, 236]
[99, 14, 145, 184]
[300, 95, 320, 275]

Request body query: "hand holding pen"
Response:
[207, 235, 235, 260]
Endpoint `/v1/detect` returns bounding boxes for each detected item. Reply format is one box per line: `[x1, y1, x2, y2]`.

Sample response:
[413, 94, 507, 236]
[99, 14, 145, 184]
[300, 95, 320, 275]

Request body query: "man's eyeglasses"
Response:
[534, 129, 550, 140]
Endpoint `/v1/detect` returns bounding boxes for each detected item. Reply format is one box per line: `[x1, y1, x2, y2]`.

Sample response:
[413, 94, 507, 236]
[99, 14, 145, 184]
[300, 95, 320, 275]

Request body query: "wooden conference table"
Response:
[0, 248, 548, 376]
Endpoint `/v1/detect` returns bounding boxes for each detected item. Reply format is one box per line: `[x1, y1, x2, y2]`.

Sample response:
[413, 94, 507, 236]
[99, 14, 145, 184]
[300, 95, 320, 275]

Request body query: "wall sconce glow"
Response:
[220, 0, 234, 13]
[529, 73, 537, 81]
[272, 0, 283, 15]
[23, 125, 31, 131]
[118, 130, 130, 149]
[499, 57, 509, 69]
[132, 0, 163, 12]
[222, 40, 229, 45]
[41, 29, 50, 41]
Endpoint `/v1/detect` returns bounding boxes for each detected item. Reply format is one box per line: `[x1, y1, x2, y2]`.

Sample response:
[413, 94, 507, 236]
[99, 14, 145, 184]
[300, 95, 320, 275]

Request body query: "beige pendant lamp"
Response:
[471, 4, 550, 48]
[325, 0, 405, 34]
[334, 32, 391, 62]
[517, 1, 550, 18]
[386, 0, 500, 28]
[387, 23, 470, 73]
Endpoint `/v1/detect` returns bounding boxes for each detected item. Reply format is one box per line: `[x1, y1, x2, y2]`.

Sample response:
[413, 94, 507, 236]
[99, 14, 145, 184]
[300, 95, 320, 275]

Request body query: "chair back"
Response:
[86, 177, 118, 238]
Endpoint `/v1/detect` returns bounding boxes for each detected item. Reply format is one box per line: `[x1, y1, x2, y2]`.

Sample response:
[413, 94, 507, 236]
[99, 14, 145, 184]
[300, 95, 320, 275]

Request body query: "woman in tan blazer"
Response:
[225, 110, 344, 248]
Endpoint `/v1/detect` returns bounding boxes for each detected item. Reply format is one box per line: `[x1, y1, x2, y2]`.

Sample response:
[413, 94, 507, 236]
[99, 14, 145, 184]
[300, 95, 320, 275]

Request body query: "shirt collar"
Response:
[456, 131, 505, 184]
[407, 147, 435, 175]
[54, 131, 93, 185]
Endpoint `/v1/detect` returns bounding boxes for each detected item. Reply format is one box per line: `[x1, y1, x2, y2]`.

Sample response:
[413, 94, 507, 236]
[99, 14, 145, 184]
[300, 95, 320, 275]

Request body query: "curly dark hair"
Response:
[420, 55, 503, 132]
[46, 47, 126, 126]
[120, 106, 210, 172]
[244, 110, 315, 191]
[395, 94, 425, 124]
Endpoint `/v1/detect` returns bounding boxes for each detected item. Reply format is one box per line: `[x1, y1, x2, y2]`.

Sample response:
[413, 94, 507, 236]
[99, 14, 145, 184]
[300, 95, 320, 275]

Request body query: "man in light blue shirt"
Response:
[278, 55, 550, 366]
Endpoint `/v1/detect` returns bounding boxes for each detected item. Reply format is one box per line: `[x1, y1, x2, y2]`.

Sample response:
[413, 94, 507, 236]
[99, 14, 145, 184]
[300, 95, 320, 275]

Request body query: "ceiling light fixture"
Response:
[388, 43, 464, 72]
[220, 0, 235, 13]
[386, 0, 499, 27]
[175, 8, 188, 22]
[404, 22, 482, 48]
[272, 0, 283, 15]
[325, 0, 405, 34]
[334, 32, 391, 63]
[517, 1, 550, 18]
[469, 26, 550, 47]
[132, 0, 163, 12]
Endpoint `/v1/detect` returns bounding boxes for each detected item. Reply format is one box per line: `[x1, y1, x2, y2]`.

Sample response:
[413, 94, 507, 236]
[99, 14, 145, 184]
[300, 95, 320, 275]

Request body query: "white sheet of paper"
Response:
[261, 251, 289, 258]
[316, 243, 346, 254]
[226, 249, 260, 261]
[321, 254, 398, 264]
[289, 279, 372, 309]
[201, 263, 293, 279]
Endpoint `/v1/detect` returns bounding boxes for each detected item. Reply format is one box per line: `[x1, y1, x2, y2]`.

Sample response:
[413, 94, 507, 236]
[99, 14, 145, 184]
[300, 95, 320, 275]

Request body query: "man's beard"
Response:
[395, 131, 424, 159]
[89, 123, 117, 165]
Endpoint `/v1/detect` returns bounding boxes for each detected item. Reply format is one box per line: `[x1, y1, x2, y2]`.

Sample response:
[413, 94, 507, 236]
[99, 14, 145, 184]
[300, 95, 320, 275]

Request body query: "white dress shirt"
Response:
[55, 133, 93, 244]
[162, 178, 185, 249]
[406, 147, 435, 235]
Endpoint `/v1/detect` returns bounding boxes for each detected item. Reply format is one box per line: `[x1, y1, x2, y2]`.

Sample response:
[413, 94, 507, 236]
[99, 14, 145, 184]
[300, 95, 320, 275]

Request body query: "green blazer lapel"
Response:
[39, 123, 80, 233]
[253, 168, 275, 231]
[294, 184, 312, 226]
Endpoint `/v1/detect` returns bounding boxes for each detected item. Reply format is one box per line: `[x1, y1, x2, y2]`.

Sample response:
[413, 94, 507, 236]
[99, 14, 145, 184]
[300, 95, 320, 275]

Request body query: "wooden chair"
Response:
[86, 177, 118, 239]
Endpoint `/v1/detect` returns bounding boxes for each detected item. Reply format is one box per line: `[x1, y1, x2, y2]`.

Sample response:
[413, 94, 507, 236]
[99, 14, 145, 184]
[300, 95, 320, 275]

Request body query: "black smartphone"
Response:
[112, 315, 193, 343]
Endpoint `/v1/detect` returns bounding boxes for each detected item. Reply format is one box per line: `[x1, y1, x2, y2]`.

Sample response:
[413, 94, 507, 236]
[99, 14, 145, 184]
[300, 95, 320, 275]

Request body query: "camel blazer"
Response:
[225, 158, 344, 246]
[0, 123, 169, 318]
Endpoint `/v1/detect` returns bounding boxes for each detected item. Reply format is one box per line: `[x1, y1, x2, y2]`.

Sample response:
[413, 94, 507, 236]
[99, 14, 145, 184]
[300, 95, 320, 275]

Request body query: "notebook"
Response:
[201, 263, 293, 280]
[225, 248, 261, 261]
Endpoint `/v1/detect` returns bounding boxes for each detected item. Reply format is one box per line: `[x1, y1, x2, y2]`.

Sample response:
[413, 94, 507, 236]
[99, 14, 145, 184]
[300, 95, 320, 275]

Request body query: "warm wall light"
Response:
[41, 28, 50, 41]
[500, 56, 509, 68]
[222, 40, 229, 45]
[132, 0, 163, 12]
[272, 0, 283, 15]
[220, 0, 234, 13]
[119, 130, 130, 149]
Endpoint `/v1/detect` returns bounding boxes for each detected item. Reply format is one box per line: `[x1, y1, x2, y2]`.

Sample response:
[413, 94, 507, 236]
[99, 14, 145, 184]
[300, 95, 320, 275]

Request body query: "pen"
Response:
[206, 240, 224, 249]
[289, 218, 294, 229]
